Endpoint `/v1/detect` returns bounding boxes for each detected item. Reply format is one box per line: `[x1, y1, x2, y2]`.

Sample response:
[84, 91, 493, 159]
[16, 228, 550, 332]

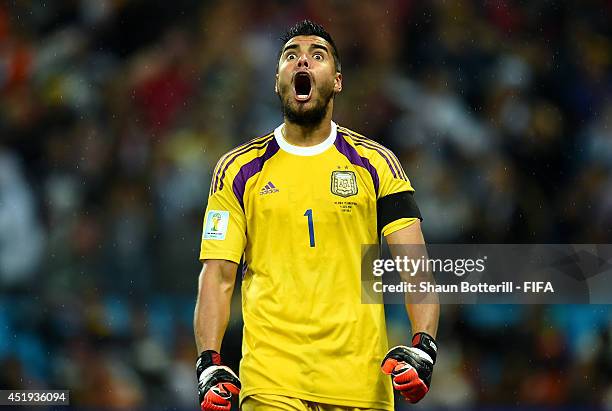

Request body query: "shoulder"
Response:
[336, 125, 405, 178]
[219, 131, 276, 167]
[210, 131, 276, 195]
[337, 125, 395, 158]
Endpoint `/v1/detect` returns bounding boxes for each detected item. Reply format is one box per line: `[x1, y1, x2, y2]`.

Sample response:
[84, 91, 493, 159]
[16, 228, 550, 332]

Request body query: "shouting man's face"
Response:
[276, 35, 342, 127]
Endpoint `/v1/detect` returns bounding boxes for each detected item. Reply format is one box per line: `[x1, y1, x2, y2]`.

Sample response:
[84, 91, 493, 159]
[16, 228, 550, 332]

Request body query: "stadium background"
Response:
[0, 1, 611, 409]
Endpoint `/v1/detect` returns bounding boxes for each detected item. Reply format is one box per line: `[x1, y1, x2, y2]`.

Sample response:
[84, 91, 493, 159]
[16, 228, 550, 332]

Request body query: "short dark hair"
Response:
[278, 20, 341, 73]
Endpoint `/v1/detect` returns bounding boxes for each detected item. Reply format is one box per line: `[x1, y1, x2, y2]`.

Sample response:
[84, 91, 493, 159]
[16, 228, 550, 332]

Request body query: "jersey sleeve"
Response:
[199, 158, 247, 264]
[375, 150, 414, 199]
[370, 147, 420, 236]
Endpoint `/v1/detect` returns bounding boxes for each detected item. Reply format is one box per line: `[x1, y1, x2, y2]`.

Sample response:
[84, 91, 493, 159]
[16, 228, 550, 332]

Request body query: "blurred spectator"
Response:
[0, 148, 44, 286]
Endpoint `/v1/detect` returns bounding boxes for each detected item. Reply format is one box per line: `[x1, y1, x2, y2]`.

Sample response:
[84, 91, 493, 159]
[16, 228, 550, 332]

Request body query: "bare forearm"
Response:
[406, 302, 439, 338]
[194, 261, 237, 353]
[386, 220, 440, 338]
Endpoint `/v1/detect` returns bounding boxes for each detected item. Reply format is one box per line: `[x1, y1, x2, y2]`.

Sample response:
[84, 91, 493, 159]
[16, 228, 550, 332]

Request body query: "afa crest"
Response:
[331, 171, 358, 197]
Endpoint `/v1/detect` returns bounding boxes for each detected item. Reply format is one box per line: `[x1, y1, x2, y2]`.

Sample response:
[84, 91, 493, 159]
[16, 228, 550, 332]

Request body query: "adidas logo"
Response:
[260, 181, 279, 195]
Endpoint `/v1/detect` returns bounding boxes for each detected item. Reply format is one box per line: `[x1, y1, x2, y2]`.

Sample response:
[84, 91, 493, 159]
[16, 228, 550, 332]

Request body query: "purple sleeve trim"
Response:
[334, 132, 380, 195]
[232, 139, 280, 208]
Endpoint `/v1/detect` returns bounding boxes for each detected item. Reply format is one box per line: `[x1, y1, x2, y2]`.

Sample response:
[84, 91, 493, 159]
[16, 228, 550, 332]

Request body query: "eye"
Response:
[313, 53, 323, 60]
[286, 53, 296, 60]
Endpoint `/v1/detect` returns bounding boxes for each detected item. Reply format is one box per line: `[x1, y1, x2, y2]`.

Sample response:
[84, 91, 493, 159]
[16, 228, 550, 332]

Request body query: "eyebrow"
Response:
[311, 44, 330, 54]
[282, 43, 330, 55]
[282, 44, 300, 54]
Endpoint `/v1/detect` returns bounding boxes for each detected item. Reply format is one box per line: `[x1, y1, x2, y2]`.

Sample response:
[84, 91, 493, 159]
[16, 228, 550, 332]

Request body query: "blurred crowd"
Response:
[0, 0, 611, 409]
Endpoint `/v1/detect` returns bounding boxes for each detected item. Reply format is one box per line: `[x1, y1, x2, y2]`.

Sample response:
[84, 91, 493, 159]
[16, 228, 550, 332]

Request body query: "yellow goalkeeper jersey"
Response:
[200, 121, 416, 410]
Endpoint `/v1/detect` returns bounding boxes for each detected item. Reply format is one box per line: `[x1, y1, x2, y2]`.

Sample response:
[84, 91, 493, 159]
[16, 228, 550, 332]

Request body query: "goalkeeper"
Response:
[194, 20, 439, 411]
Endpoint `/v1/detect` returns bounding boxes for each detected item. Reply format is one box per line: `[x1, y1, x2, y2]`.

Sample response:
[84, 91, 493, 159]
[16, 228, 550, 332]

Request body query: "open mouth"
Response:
[294, 72, 312, 101]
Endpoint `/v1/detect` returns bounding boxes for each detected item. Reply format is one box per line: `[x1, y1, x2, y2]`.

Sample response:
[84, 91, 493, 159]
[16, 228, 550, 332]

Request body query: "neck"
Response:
[283, 104, 334, 147]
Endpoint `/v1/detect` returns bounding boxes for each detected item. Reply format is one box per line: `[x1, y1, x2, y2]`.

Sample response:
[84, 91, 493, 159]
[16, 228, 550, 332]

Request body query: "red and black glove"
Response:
[381, 332, 437, 403]
[196, 350, 241, 411]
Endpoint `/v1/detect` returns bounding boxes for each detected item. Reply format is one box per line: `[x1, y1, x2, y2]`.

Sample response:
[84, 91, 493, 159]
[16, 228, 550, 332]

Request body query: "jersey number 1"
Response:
[304, 209, 315, 247]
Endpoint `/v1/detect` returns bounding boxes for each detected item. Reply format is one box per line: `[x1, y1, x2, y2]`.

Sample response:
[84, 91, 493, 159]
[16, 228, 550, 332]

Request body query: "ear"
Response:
[334, 72, 343, 93]
[274, 73, 279, 95]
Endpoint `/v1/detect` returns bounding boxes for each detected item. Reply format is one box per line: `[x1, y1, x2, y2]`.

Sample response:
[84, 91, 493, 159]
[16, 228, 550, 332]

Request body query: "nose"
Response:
[297, 53, 309, 68]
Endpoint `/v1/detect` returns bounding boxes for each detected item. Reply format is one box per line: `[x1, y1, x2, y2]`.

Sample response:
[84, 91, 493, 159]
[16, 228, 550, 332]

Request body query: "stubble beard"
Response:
[279, 83, 335, 127]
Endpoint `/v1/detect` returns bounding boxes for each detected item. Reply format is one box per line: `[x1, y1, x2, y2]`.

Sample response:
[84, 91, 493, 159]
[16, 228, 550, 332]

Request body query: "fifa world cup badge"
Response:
[203, 210, 230, 240]
[331, 171, 358, 197]
[211, 213, 222, 231]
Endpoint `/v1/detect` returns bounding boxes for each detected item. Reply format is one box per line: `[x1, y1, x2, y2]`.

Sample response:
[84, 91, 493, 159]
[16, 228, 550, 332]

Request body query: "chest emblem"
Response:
[331, 170, 358, 197]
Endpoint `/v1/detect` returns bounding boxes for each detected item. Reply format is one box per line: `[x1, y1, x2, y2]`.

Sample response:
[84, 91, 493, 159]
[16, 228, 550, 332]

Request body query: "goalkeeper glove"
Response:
[381, 332, 437, 403]
[196, 350, 241, 411]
